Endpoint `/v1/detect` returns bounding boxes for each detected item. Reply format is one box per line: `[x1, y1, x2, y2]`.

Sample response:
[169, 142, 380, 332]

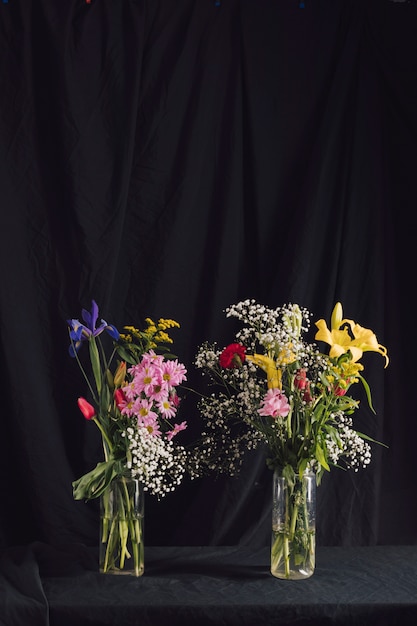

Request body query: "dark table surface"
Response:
[1, 543, 417, 625]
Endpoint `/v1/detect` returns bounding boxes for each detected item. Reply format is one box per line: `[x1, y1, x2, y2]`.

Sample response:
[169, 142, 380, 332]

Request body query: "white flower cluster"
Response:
[191, 342, 267, 477]
[194, 342, 220, 370]
[226, 299, 311, 354]
[325, 412, 372, 471]
[226, 300, 327, 376]
[123, 426, 188, 497]
[188, 393, 265, 478]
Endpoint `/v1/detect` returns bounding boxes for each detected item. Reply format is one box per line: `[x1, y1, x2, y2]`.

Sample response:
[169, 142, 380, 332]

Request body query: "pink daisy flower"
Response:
[140, 350, 164, 369]
[141, 414, 162, 437]
[157, 398, 177, 419]
[161, 359, 187, 388]
[132, 398, 159, 423]
[131, 363, 161, 396]
[166, 421, 187, 441]
[121, 380, 137, 403]
[146, 381, 169, 403]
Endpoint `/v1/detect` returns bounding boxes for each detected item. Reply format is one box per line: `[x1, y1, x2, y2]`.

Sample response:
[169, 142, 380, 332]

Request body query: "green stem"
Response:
[283, 535, 290, 578]
[119, 519, 129, 569]
[92, 417, 113, 459]
[69, 333, 98, 403]
[286, 408, 293, 439]
[129, 517, 144, 577]
[289, 500, 298, 540]
[103, 516, 118, 572]
[119, 478, 131, 570]
[101, 488, 111, 543]
[101, 478, 144, 575]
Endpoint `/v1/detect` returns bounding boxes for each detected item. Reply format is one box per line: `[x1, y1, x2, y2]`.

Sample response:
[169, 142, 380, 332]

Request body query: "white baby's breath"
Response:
[189, 300, 386, 485]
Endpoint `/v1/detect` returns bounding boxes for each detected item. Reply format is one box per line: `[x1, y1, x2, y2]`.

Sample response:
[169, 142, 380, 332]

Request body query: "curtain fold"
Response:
[0, 0, 415, 549]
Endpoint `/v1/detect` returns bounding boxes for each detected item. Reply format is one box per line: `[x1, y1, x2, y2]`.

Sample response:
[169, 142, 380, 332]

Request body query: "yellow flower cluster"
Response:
[119, 326, 141, 343]
[120, 318, 180, 349]
[144, 318, 180, 347]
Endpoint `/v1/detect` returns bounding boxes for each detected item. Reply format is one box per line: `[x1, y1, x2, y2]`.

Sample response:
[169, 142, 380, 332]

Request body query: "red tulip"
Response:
[77, 397, 96, 420]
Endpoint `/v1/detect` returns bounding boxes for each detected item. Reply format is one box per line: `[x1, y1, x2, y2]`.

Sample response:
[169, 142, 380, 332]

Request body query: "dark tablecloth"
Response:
[1, 543, 416, 625]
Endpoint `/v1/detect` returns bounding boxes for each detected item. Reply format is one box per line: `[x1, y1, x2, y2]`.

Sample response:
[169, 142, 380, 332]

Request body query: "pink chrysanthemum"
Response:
[157, 398, 177, 419]
[145, 380, 169, 403]
[131, 364, 161, 396]
[166, 421, 188, 441]
[140, 350, 164, 369]
[141, 414, 162, 437]
[132, 398, 159, 423]
[160, 359, 187, 387]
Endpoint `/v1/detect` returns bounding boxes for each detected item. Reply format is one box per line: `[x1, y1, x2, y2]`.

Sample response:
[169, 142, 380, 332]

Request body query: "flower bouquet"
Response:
[192, 300, 388, 578]
[67, 301, 189, 575]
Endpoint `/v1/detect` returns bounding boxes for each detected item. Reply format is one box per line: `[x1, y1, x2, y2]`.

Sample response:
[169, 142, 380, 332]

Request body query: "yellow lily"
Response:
[246, 354, 282, 389]
[315, 302, 389, 367]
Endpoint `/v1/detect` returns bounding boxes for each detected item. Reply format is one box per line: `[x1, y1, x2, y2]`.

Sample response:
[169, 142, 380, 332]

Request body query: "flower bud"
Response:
[114, 388, 126, 411]
[105, 368, 114, 390]
[294, 368, 308, 390]
[303, 383, 313, 403]
[113, 361, 127, 387]
[77, 397, 96, 420]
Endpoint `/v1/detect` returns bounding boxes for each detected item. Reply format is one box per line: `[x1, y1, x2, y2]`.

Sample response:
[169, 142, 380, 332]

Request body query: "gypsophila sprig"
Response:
[190, 300, 388, 485]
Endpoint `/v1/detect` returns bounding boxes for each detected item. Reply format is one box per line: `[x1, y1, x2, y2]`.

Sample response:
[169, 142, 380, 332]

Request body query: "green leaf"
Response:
[72, 460, 122, 500]
[358, 373, 375, 413]
[89, 337, 102, 394]
[115, 344, 137, 366]
[355, 430, 388, 448]
[311, 403, 324, 424]
[282, 464, 296, 489]
[298, 457, 309, 477]
[99, 382, 111, 417]
[315, 443, 330, 471]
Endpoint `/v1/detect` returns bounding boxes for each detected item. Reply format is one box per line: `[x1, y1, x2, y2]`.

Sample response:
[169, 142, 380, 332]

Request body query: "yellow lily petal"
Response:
[349, 323, 389, 367]
[329, 344, 363, 362]
[330, 302, 343, 329]
[314, 319, 333, 345]
[246, 354, 282, 389]
[315, 303, 389, 367]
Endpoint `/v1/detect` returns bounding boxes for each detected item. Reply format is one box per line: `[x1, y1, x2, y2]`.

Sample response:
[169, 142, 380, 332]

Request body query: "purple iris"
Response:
[68, 300, 120, 356]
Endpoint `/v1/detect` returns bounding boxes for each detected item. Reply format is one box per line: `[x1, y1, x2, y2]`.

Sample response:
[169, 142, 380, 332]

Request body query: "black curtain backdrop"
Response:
[0, 0, 415, 552]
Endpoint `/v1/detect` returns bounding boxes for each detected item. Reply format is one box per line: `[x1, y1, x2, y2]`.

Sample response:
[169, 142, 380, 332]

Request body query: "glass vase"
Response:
[271, 469, 316, 580]
[99, 476, 144, 576]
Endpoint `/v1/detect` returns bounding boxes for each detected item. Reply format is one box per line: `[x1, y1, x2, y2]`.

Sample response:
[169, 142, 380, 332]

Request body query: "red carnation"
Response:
[219, 343, 246, 369]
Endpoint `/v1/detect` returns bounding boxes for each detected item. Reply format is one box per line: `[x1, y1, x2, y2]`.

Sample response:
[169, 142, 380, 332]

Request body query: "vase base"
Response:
[100, 567, 144, 577]
[270, 568, 314, 580]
